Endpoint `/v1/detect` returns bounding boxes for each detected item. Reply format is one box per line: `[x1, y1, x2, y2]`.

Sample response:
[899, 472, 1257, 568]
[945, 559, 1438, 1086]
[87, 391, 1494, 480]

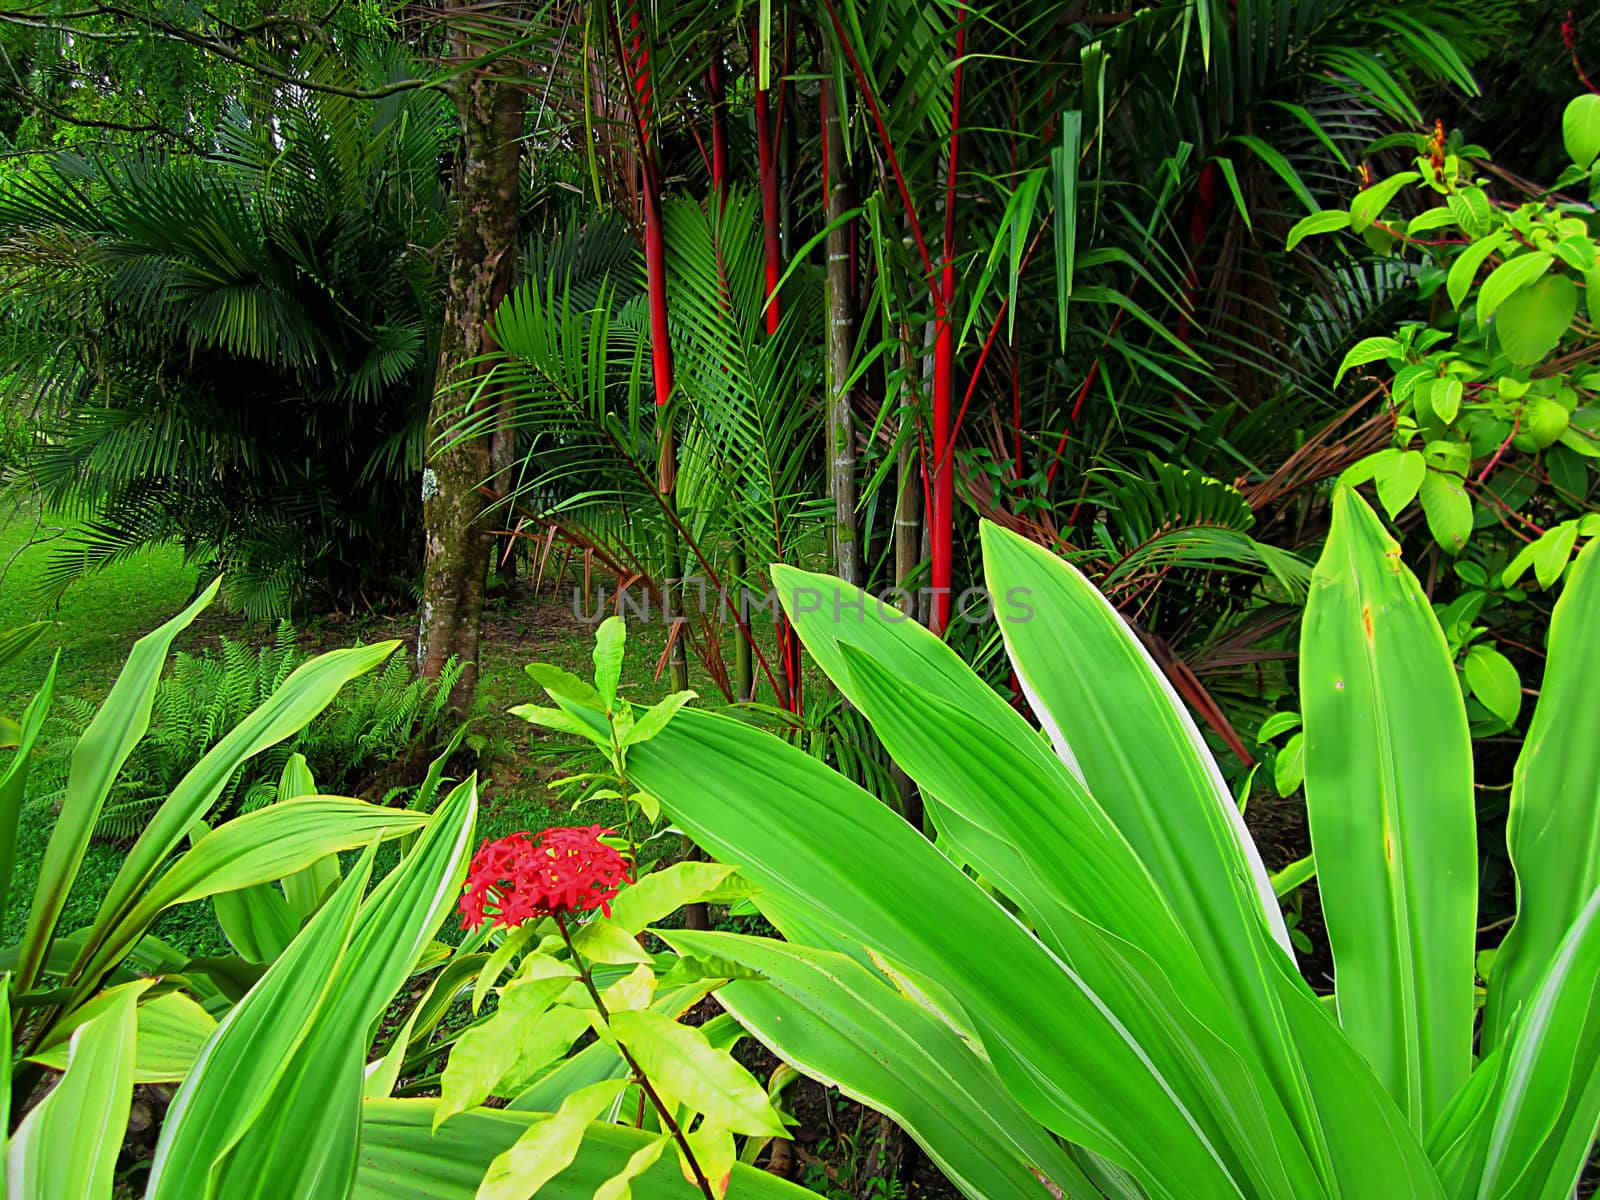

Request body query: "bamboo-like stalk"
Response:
[823, 69, 859, 587]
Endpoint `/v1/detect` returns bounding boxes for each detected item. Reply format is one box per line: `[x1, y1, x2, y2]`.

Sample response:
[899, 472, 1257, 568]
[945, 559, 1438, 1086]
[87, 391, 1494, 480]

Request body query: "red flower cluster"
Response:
[459, 825, 633, 930]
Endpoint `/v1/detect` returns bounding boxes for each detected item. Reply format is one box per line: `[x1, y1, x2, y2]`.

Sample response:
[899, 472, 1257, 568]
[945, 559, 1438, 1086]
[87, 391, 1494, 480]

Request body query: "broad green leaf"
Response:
[1274, 731, 1306, 796]
[1349, 172, 1419, 232]
[594, 1135, 670, 1200]
[606, 861, 749, 934]
[5, 980, 145, 1199]
[1483, 538, 1600, 1048]
[593, 617, 625, 712]
[1375, 449, 1426, 518]
[472, 922, 547, 1015]
[1430, 885, 1600, 1197]
[16, 580, 219, 991]
[1563, 93, 1600, 168]
[620, 690, 697, 749]
[212, 868, 299, 964]
[277, 755, 340, 920]
[28, 989, 215, 1083]
[508, 703, 607, 742]
[1463, 646, 1521, 726]
[1420, 468, 1472, 554]
[146, 844, 376, 1200]
[571, 917, 653, 964]
[0, 653, 57, 921]
[89, 639, 400, 970]
[662, 929, 1103, 1200]
[1429, 379, 1463, 426]
[1286, 209, 1351, 251]
[527, 663, 604, 711]
[204, 777, 479, 1199]
[609, 1009, 785, 1138]
[1476, 251, 1553, 326]
[354, 1100, 816, 1200]
[623, 706, 1257, 1197]
[1494, 275, 1578, 367]
[1447, 231, 1511, 309]
[73, 798, 428, 999]
[1335, 336, 1402, 385]
[437, 999, 590, 1129]
[475, 1079, 628, 1200]
[1300, 487, 1476, 1130]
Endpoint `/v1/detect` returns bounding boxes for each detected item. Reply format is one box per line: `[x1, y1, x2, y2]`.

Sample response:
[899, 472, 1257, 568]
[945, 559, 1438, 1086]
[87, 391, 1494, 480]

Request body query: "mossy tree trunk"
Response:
[418, 41, 522, 716]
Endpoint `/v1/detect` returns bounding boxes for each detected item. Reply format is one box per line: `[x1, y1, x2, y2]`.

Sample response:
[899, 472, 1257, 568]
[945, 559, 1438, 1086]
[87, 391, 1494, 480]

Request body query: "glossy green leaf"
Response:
[74, 798, 428, 998]
[1476, 251, 1553, 325]
[624, 706, 1256, 1198]
[4, 980, 145, 1199]
[1562, 93, 1600, 168]
[609, 1008, 785, 1138]
[438, 1000, 590, 1129]
[1420, 468, 1472, 554]
[1375, 449, 1426, 518]
[1483, 538, 1600, 1048]
[594, 1135, 670, 1200]
[476, 1079, 628, 1200]
[28, 989, 216, 1083]
[146, 843, 376, 1200]
[1446, 231, 1511, 309]
[606, 861, 748, 934]
[354, 1100, 816, 1200]
[1463, 645, 1521, 726]
[276, 755, 340, 920]
[204, 777, 479, 1199]
[1494, 275, 1577, 367]
[1300, 487, 1476, 1130]
[1429, 885, 1600, 1198]
[88, 639, 400, 972]
[1349, 172, 1418, 232]
[663, 929, 1102, 1200]
[1334, 336, 1402, 385]
[16, 580, 220, 991]
[593, 617, 625, 712]
[1286, 209, 1351, 251]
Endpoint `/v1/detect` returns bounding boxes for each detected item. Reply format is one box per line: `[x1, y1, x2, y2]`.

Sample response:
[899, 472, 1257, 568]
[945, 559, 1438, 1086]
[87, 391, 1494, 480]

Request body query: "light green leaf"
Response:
[621, 691, 697, 749]
[1563, 93, 1600, 168]
[1476, 251, 1554, 326]
[1300, 488, 1476, 1130]
[609, 1009, 785, 1137]
[1483, 538, 1600, 1048]
[1494, 275, 1578, 367]
[438, 1001, 591, 1130]
[1447, 231, 1511, 309]
[593, 618, 625, 713]
[475, 1079, 628, 1200]
[606, 861, 749, 935]
[1420, 468, 1473, 554]
[28, 989, 216, 1083]
[1287, 210, 1352, 251]
[1335, 337, 1403, 385]
[1349, 172, 1420, 232]
[355, 1100, 816, 1200]
[527, 663, 604, 711]
[5, 980, 146, 1199]
[16, 580, 220, 991]
[1463, 646, 1521, 726]
[1274, 731, 1306, 797]
[1375, 449, 1427, 518]
[594, 1135, 671, 1200]
[571, 917, 653, 965]
[508, 704, 608, 743]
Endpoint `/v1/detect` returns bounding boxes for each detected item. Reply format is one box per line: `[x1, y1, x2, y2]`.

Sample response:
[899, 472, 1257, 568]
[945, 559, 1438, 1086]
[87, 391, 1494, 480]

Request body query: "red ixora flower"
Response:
[459, 826, 633, 930]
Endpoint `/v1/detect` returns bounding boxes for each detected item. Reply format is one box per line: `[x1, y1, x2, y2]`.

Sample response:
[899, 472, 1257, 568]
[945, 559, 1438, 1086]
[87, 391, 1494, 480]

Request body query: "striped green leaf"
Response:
[1300, 488, 1476, 1130]
[1484, 537, 1600, 1048]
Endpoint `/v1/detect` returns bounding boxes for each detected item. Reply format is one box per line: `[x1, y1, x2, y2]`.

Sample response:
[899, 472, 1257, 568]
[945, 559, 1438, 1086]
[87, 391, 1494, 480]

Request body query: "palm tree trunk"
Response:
[418, 42, 522, 716]
[822, 71, 858, 586]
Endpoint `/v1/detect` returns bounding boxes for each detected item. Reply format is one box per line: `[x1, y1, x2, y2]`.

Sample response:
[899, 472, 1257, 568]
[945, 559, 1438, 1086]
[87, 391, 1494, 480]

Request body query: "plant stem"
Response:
[554, 912, 717, 1200]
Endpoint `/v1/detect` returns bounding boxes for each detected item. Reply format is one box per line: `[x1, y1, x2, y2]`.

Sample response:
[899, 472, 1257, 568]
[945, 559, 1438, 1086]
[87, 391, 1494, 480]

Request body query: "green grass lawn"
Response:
[1, 503, 770, 958]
